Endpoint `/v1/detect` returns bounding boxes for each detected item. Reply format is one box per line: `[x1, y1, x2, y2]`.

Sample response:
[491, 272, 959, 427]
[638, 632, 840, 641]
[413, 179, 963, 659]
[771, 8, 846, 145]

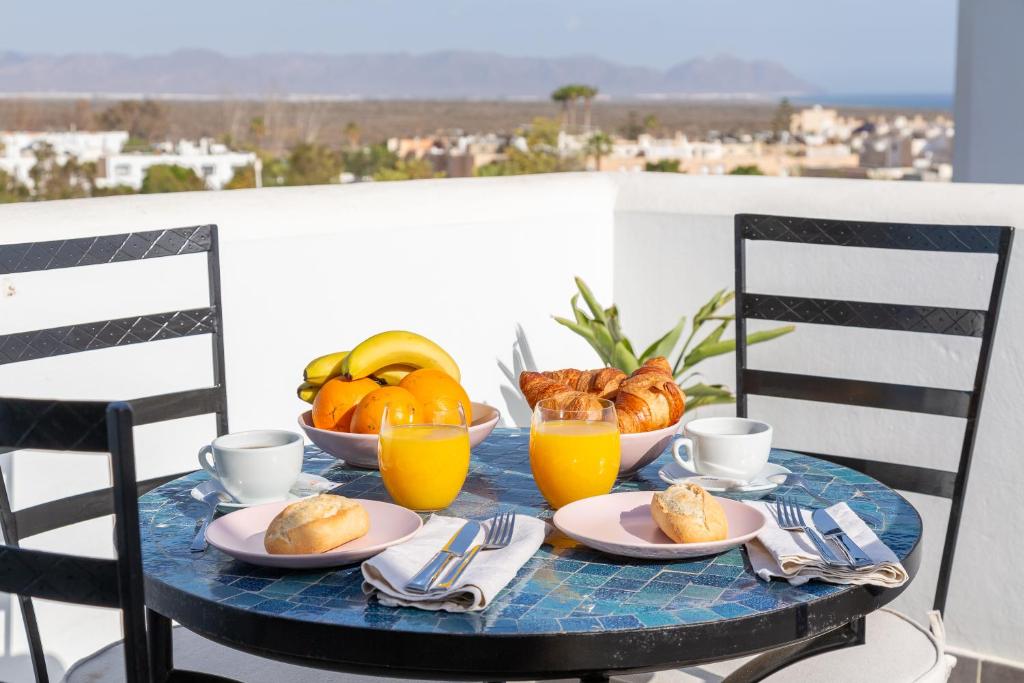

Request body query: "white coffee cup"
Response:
[672, 417, 773, 482]
[198, 430, 303, 504]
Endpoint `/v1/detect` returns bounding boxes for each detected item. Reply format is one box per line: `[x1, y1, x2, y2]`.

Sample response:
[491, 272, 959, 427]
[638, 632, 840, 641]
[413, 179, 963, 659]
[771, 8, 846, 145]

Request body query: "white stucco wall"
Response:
[953, 0, 1024, 183]
[0, 173, 1022, 678]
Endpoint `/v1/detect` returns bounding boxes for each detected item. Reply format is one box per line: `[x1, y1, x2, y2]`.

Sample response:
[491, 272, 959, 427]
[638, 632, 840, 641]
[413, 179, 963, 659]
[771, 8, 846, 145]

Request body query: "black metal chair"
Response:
[726, 213, 1013, 681]
[0, 226, 236, 683]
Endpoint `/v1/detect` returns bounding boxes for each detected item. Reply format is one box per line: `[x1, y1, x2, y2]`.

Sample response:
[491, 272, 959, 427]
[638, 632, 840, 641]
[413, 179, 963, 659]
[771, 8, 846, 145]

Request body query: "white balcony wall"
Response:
[0, 173, 1022, 679]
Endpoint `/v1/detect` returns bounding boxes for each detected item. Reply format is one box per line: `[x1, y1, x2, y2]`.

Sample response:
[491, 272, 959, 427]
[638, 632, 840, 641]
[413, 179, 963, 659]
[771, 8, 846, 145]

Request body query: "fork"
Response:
[773, 495, 848, 568]
[432, 511, 516, 591]
[190, 489, 230, 552]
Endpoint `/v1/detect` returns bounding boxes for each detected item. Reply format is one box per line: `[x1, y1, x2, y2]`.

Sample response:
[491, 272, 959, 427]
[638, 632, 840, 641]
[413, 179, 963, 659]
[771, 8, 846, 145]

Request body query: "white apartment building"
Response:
[0, 130, 130, 188]
[98, 138, 257, 191]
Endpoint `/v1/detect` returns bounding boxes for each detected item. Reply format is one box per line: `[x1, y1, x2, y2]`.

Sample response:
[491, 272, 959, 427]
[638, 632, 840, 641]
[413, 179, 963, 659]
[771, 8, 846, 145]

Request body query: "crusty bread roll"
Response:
[651, 483, 728, 543]
[264, 494, 370, 554]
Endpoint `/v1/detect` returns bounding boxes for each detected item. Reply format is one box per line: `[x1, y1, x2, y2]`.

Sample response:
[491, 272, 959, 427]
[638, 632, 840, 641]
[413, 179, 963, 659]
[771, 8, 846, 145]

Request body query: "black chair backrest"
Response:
[0, 225, 229, 683]
[734, 214, 1013, 614]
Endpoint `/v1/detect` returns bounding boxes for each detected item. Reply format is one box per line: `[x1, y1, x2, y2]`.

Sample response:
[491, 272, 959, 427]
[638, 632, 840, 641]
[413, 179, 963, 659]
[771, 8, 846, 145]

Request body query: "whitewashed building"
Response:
[0, 130, 129, 188]
[97, 138, 256, 191]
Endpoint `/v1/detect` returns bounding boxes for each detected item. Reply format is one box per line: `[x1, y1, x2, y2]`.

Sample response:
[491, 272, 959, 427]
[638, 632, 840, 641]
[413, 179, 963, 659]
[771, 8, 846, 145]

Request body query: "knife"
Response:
[812, 508, 874, 568]
[405, 521, 481, 594]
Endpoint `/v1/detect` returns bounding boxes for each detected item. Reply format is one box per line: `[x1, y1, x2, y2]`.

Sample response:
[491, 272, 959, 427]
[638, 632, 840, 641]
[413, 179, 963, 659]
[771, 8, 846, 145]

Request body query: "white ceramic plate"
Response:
[191, 473, 334, 511]
[553, 490, 767, 560]
[658, 460, 792, 499]
[205, 498, 422, 569]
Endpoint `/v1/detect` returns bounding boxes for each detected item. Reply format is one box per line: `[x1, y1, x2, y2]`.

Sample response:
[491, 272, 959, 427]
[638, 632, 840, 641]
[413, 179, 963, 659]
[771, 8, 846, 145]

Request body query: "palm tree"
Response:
[584, 132, 613, 171]
[577, 85, 599, 131]
[551, 86, 573, 130]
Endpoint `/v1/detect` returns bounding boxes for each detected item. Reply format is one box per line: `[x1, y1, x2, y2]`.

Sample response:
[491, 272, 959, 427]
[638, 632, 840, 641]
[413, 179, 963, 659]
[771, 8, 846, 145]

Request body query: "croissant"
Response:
[540, 367, 625, 399]
[519, 372, 608, 414]
[519, 357, 685, 433]
[614, 358, 686, 433]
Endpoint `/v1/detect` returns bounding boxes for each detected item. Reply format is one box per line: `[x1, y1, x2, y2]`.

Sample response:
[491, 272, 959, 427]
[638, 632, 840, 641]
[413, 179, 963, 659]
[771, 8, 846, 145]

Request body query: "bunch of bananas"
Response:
[297, 330, 461, 404]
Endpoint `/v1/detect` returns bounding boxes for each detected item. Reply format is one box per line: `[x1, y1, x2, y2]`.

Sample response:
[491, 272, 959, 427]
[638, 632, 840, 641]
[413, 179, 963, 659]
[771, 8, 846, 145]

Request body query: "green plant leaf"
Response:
[574, 276, 608, 324]
[693, 288, 728, 327]
[570, 294, 590, 325]
[612, 340, 640, 373]
[747, 325, 796, 346]
[681, 382, 736, 409]
[640, 315, 687, 362]
[590, 320, 616, 363]
[681, 321, 735, 370]
[554, 316, 612, 364]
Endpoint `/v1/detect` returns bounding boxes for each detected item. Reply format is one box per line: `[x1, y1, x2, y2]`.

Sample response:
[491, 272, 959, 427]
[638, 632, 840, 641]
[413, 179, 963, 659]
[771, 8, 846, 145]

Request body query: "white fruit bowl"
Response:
[618, 420, 683, 477]
[298, 402, 501, 469]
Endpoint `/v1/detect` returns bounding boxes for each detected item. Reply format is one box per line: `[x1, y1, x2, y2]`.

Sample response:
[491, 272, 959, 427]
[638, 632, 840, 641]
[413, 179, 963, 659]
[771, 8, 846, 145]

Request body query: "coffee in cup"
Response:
[198, 430, 303, 504]
[672, 417, 772, 482]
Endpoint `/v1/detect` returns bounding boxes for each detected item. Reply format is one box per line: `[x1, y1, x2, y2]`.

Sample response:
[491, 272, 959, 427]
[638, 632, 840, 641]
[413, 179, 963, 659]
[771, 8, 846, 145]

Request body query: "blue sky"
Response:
[8, 0, 958, 93]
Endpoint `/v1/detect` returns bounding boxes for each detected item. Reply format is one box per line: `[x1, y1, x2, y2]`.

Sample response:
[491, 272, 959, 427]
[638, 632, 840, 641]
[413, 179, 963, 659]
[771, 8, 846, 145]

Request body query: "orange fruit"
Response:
[350, 386, 423, 434]
[311, 377, 379, 431]
[399, 368, 472, 426]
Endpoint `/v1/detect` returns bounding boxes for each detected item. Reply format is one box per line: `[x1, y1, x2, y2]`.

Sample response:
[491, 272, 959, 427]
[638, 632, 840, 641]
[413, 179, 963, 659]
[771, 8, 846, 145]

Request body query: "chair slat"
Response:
[0, 307, 218, 365]
[743, 293, 987, 337]
[0, 398, 109, 451]
[791, 450, 957, 498]
[0, 546, 120, 608]
[737, 214, 1004, 253]
[14, 473, 185, 539]
[129, 387, 225, 426]
[0, 225, 212, 275]
[743, 370, 972, 418]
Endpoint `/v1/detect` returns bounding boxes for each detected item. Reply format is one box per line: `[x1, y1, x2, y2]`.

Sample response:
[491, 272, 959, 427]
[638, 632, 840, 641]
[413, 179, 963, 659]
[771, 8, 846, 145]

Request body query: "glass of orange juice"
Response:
[378, 402, 470, 511]
[529, 397, 620, 509]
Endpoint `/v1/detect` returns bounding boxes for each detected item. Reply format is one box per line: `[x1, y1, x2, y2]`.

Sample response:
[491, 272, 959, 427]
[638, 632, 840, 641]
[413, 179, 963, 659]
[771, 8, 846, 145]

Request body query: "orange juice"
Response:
[529, 420, 620, 509]
[379, 424, 470, 510]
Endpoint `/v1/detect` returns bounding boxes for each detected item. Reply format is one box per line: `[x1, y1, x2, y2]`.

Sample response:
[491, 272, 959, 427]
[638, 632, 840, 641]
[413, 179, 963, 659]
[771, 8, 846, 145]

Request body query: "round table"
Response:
[140, 428, 922, 681]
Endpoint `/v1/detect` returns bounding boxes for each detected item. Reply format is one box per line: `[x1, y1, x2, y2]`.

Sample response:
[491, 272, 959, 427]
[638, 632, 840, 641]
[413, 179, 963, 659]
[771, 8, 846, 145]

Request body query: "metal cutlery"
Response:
[773, 495, 848, 567]
[433, 511, 516, 591]
[767, 473, 882, 529]
[191, 489, 230, 552]
[812, 508, 874, 568]
[405, 521, 481, 594]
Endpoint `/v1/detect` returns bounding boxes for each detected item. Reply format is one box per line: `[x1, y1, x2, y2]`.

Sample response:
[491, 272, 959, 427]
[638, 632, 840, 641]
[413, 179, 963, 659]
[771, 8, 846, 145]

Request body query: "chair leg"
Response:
[147, 609, 173, 683]
[723, 616, 866, 683]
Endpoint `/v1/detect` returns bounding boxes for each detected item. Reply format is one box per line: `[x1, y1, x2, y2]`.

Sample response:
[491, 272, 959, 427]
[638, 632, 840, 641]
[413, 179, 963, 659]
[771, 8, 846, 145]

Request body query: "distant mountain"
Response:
[0, 50, 819, 99]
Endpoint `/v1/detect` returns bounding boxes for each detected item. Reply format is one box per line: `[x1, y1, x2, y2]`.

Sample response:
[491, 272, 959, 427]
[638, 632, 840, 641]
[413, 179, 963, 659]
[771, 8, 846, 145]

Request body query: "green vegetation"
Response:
[645, 159, 681, 173]
[476, 117, 582, 176]
[141, 165, 206, 193]
[584, 132, 613, 170]
[729, 165, 765, 175]
[555, 278, 794, 408]
[373, 158, 442, 181]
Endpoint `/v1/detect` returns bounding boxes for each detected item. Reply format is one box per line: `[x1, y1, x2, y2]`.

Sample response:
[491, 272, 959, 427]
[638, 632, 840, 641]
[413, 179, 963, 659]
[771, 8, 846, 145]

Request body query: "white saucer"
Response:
[658, 460, 792, 500]
[191, 473, 334, 511]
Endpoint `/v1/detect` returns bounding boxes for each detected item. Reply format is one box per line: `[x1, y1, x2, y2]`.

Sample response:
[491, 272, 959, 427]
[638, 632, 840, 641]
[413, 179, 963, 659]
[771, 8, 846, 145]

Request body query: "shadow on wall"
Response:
[497, 324, 537, 428]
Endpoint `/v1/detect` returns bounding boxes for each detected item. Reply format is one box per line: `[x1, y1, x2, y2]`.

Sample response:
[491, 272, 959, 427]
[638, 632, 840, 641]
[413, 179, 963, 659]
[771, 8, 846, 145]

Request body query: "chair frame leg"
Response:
[723, 616, 866, 683]
[147, 609, 173, 683]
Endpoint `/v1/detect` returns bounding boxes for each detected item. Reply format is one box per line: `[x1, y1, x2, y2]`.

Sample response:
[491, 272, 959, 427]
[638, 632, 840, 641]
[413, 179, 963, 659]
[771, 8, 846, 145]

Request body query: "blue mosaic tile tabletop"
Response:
[140, 428, 921, 637]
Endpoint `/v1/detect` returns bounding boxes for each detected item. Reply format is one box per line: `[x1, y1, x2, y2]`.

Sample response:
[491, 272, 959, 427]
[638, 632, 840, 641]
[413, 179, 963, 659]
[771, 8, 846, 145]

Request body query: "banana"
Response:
[297, 381, 319, 404]
[342, 331, 460, 382]
[371, 363, 419, 386]
[303, 350, 350, 385]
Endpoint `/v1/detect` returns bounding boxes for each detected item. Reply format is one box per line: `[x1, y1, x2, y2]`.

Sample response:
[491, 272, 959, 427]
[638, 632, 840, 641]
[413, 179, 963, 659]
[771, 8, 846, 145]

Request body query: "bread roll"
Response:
[264, 494, 370, 554]
[651, 483, 728, 543]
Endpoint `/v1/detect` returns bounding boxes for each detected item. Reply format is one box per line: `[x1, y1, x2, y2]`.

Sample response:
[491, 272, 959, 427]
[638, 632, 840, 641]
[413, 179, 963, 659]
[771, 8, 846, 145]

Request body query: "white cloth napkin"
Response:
[361, 514, 547, 612]
[745, 501, 908, 588]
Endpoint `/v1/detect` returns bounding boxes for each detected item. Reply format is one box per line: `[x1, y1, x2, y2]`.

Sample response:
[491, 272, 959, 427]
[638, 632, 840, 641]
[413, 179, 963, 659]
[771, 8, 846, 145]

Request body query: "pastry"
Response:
[264, 494, 370, 554]
[651, 483, 728, 543]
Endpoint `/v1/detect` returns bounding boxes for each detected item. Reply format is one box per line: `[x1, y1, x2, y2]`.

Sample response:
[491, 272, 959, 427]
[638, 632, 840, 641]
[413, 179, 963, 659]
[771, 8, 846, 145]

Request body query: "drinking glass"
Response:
[378, 402, 470, 511]
[529, 397, 620, 509]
